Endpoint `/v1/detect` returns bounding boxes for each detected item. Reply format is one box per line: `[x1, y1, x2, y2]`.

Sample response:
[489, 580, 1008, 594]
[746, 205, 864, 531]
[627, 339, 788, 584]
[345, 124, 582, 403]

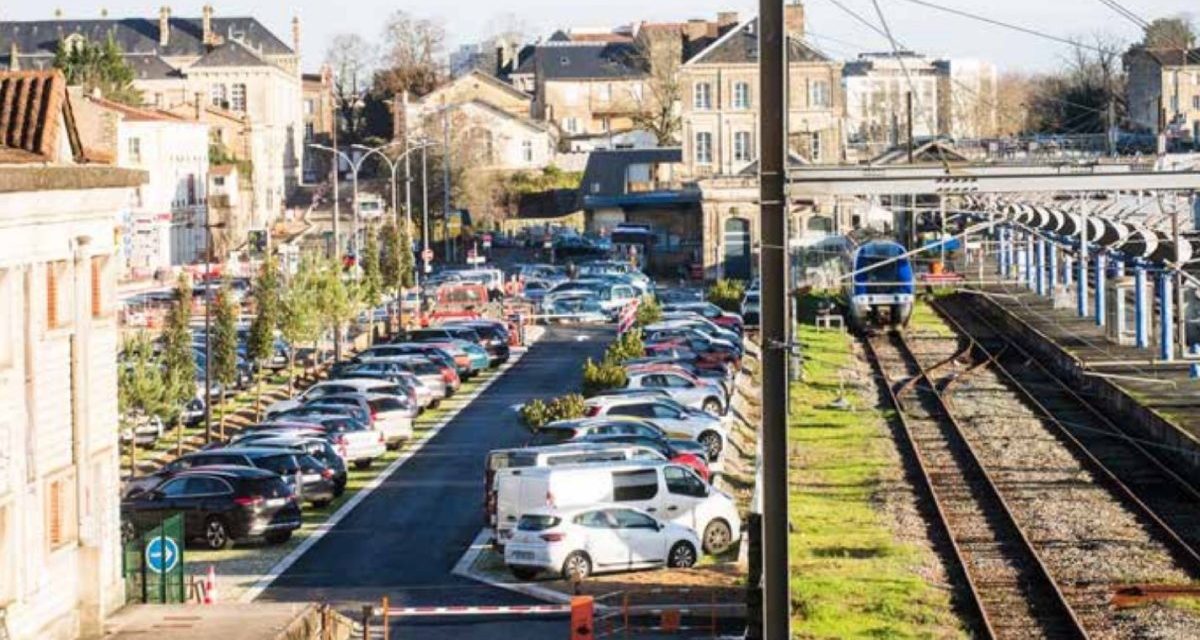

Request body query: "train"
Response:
[846, 240, 915, 330]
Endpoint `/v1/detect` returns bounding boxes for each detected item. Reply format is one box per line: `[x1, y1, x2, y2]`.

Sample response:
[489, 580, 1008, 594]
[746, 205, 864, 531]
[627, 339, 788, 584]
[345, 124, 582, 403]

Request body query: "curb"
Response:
[451, 528, 574, 605]
[238, 338, 540, 602]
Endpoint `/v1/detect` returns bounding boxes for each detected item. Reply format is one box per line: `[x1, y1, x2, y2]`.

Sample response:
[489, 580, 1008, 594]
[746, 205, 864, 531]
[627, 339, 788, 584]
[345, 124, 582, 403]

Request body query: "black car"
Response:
[126, 447, 337, 506]
[227, 434, 348, 495]
[272, 405, 368, 429]
[121, 467, 301, 550]
[445, 320, 510, 365]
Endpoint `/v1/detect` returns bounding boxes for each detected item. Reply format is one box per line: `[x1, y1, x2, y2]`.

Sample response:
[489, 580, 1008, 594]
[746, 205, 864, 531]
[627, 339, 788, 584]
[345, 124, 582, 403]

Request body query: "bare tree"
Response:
[627, 29, 683, 146]
[325, 33, 377, 139]
[994, 72, 1034, 136]
[375, 11, 446, 98]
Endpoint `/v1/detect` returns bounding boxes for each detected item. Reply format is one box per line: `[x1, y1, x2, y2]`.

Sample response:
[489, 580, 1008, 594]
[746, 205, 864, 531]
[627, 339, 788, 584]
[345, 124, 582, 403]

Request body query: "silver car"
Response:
[623, 370, 727, 415]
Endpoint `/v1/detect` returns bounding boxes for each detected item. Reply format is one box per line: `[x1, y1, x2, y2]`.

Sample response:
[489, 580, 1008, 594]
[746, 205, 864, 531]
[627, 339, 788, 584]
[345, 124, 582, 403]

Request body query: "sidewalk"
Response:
[101, 603, 353, 640]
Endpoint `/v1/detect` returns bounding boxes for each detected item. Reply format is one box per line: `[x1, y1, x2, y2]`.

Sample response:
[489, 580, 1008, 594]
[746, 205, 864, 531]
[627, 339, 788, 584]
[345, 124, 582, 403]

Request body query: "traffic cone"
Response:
[204, 565, 219, 604]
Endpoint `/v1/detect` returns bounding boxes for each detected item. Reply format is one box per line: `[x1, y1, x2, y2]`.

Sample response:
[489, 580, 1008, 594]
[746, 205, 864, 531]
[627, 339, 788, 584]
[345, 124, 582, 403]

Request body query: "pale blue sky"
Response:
[2, 0, 1194, 72]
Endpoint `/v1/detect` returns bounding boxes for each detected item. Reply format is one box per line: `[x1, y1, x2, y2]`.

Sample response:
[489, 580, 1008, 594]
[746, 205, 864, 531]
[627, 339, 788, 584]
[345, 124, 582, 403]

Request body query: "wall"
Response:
[541, 78, 646, 137]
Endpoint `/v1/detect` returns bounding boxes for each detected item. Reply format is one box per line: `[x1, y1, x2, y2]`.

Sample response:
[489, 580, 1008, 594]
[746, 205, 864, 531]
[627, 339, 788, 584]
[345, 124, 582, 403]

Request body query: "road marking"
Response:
[450, 527, 573, 605]
[238, 345, 535, 603]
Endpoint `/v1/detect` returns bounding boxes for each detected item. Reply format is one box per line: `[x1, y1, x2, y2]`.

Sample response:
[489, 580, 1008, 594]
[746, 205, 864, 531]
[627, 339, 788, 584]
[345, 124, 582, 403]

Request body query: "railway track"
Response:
[932, 298, 1200, 578]
[863, 332, 1088, 640]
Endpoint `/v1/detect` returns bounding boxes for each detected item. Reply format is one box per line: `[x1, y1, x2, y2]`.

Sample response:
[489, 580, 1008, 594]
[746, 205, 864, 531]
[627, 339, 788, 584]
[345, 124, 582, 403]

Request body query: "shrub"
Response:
[519, 398, 550, 429]
[582, 358, 628, 397]
[547, 394, 587, 422]
[707, 279, 745, 313]
[604, 329, 644, 365]
[635, 296, 662, 327]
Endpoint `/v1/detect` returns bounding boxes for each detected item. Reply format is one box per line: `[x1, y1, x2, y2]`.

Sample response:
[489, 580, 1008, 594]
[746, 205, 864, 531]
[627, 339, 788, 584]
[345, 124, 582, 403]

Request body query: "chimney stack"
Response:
[202, 5, 213, 46]
[684, 19, 708, 44]
[784, 1, 805, 38]
[292, 15, 301, 54]
[8, 42, 18, 71]
[717, 12, 739, 35]
[496, 38, 514, 76]
[158, 6, 171, 47]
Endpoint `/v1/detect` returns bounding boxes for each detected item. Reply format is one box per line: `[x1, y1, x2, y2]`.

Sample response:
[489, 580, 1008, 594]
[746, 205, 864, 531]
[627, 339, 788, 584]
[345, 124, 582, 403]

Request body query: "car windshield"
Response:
[517, 514, 561, 531]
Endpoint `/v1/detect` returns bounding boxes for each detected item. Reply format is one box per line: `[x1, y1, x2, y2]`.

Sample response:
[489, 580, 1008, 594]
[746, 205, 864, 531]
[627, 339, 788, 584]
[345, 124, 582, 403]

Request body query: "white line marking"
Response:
[450, 527, 573, 605]
[239, 346, 534, 602]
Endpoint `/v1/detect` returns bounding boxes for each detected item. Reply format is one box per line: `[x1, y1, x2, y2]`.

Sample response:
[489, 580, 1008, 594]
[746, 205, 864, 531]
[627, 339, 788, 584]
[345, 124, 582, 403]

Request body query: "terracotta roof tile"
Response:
[0, 69, 70, 163]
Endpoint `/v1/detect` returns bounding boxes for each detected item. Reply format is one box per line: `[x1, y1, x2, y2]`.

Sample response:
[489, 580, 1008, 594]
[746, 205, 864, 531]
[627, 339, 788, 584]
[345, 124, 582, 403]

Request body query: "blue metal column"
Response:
[1135, 264, 1149, 349]
[1077, 244, 1088, 317]
[1094, 252, 1106, 326]
[1025, 236, 1036, 289]
[1049, 243, 1059, 289]
[1036, 238, 1047, 296]
[1160, 270, 1175, 362]
[999, 228, 1009, 277]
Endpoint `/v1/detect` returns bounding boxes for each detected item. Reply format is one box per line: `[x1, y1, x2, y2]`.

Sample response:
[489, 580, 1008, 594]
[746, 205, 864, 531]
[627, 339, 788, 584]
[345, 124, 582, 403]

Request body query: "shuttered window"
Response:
[47, 263, 60, 328]
[90, 256, 110, 319]
[46, 475, 75, 551]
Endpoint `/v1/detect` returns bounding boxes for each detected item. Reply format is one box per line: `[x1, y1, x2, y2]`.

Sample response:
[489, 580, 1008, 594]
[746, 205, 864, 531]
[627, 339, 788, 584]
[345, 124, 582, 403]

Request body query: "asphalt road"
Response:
[258, 324, 611, 609]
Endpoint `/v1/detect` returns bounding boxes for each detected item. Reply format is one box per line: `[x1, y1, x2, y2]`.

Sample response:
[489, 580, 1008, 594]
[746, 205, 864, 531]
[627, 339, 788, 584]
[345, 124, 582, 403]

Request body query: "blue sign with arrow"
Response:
[144, 535, 180, 575]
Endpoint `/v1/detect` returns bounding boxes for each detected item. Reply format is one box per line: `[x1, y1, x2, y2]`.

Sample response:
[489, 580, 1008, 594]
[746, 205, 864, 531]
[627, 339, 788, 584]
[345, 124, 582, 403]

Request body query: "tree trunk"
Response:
[218, 389, 227, 440]
[128, 427, 137, 480]
[287, 349, 297, 394]
[175, 415, 183, 457]
[254, 371, 264, 422]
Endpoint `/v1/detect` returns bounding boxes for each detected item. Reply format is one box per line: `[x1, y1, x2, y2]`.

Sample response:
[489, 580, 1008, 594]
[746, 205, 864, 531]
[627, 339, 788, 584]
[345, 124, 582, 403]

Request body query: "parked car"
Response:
[338, 366, 433, 409]
[578, 434, 710, 482]
[741, 292, 760, 327]
[652, 316, 742, 347]
[583, 397, 727, 461]
[504, 505, 701, 581]
[494, 461, 740, 554]
[121, 467, 301, 550]
[265, 378, 406, 416]
[247, 415, 386, 469]
[543, 292, 607, 323]
[149, 447, 337, 507]
[446, 320, 511, 365]
[226, 433, 348, 495]
[620, 370, 727, 414]
[359, 355, 450, 401]
[662, 302, 744, 334]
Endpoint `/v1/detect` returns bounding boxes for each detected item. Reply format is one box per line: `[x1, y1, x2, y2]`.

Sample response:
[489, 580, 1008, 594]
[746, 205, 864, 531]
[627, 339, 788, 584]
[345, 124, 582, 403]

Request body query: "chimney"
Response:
[201, 5, 213, 46]
[784, 1, 805, 38]
[8, 42, 18, 71]
[158, 6, 171, 47]
[717, 11, 739, 35]
[193, 92, 203, 120]
[291, 15, 301, 53]
[684, 19, 708, 44]
[496, 38, 514, 75]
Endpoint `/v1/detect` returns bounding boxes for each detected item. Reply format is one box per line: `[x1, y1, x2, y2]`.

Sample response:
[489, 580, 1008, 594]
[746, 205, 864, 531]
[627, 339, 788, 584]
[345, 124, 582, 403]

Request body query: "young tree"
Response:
[280, 257, 322, 392]
[379, 220, 402, 329]
[360, 223, 383, 314]
[247, 257, 282, 419]
[311, 258, 354, 365]
[628, 28, 683, 145]
[374, 10, 446, 97]
[209, 281, 240, 439]
[118, 332, 168, 479]
[1143, 16, 1196, 51]
[160, 274, 196, 454]
[53, 33, 142, 105]
[398, 218, 416, 290]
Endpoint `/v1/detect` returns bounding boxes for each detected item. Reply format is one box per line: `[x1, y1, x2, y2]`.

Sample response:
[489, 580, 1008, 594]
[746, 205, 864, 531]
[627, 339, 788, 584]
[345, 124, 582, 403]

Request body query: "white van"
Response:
[484, 443, 667, 526]
[494, 461, 740, 554]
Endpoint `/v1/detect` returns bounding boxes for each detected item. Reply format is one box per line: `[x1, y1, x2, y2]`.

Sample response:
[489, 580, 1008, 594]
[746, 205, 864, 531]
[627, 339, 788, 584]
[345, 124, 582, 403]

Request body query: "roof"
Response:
[686, 18, 829, 66]
[0, 69, 84, 163]
[456, 99, 548, 133]
[516, 188, 581, 219]
[736, 151, 812, 175]
[581, 148, 682, 197]
[124, 54, 181, 80]
[190, 39, 271, 69]
[870, 138, 969, 165]
[1125, 46, 1200, 67]
[84, 94, 184, 122]
[536, 42, 645, 80]
[418, 69, 532, 106]
[0, 17, 293, 60]
[210, 164, 236, 176]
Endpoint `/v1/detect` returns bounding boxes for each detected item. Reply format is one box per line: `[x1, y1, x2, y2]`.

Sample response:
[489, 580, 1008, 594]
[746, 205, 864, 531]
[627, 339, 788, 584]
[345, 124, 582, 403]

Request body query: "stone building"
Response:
[843, 51, 940, 145]
[1124, 46, 1200, 142]
[0, 5, 304, 238]
[301, 66, 335, 183]
[0, 69, 144, 640]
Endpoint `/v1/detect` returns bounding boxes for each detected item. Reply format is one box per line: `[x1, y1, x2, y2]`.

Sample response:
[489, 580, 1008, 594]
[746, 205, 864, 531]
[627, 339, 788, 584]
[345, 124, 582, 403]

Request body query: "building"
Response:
[679, 5, 845, 177]
[301, 66, 335, 183]
[73, 93, 210, 277]
[935, 58, 998, 140]
[1124, 46, 1200, 142]
[843, 51, 940, 145]
[0, 69, 144, 640]
[0, 5, 304, 238]
[530, 38, 649, 149]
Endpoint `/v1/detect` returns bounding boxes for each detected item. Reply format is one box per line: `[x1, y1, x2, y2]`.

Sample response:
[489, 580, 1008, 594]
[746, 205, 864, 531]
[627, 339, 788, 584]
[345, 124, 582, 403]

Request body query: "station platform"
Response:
[949, 277, 1200, 470]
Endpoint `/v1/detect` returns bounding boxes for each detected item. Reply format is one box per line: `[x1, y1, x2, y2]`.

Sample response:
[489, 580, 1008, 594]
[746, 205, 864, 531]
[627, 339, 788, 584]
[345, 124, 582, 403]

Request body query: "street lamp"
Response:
[186, 220, 226, 444]
[308, 143, 369, 262]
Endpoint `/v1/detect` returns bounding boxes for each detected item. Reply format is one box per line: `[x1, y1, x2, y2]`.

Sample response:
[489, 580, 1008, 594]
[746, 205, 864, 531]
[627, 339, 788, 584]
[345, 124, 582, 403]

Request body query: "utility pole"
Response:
[422, 144, 431, 272]
[442, 109, 452, 263]
[906, 91, 914, 164]
[1173, 200, 1186, 356]
[757, 0, 789, 638]
[405, 136, 417, 287]
[331, 109, 341, 262]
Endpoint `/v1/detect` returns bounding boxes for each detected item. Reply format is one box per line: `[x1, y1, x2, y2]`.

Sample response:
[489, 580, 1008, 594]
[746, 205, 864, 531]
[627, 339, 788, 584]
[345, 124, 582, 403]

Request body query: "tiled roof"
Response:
[0, 17, 292, 60]
[0, 69, 82, 163]
[536, 42, 645, 80]
[580, 147, 682, 197]
[687, 18, 828, 65]
[84, 94, 184, 122]
[190, 40, 270, 69]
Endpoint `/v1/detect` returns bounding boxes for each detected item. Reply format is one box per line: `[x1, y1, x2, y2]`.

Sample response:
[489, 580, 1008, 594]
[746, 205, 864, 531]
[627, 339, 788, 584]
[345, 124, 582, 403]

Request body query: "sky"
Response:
[2, 0, 1195, 72]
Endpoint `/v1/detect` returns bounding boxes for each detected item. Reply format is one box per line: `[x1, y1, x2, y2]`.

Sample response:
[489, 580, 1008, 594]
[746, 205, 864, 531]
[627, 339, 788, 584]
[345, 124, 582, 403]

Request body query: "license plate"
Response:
[510, 551, 534, 560]
[265, 498, 287, 508]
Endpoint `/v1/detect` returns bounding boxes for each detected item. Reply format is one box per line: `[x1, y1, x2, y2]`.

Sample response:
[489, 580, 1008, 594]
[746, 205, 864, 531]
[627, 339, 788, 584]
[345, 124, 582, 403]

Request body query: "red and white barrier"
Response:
[617, 298, 641, 334]
[382, 604, 572, 617]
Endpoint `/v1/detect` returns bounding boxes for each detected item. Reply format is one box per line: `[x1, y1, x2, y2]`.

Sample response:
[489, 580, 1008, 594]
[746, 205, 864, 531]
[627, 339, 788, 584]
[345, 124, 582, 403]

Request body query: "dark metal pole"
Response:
[906, 91, 914, 164]
[442, 110, 452, 263]
[203, 228, 212, 444]
[758, 0, 790, 638]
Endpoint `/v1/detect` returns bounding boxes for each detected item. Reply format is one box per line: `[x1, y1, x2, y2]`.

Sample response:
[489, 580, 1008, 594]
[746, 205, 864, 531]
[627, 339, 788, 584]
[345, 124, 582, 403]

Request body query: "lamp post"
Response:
[187, 220, 226, 444]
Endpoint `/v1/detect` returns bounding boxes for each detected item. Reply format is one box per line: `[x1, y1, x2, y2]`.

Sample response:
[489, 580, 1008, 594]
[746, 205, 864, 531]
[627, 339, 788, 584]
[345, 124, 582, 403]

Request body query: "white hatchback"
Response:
[504, 505, 701, 581]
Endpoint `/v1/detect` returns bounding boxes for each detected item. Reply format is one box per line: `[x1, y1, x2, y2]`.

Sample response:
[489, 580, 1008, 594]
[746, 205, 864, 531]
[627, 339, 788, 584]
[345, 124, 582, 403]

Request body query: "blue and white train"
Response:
[846, 240, 915, 329]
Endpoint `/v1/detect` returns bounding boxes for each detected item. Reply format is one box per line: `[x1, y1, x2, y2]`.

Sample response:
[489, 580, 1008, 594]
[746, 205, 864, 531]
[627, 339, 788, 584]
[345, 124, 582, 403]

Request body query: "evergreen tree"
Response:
[398, 219, 416, 290]
[247, 256, 282, 418]
[53, 33, 142, 105]
[160, 274, 196, 452]
[118, 332, 168, 478]
[379, 221, 402, 331]
[210, 281, 240, 438]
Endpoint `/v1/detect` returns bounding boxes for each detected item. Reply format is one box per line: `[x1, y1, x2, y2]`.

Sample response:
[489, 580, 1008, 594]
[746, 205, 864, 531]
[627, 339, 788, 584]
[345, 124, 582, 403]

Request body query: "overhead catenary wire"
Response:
[892, 0, 1112, 53]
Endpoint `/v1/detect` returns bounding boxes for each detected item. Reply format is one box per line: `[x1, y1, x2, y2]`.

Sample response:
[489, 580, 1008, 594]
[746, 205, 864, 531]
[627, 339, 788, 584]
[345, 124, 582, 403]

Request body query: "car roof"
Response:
[189, 446, 297, 457]
[520, 502, 654, 519]
[173, 466, 277, 480]
[508, 459, 668, 476]
[312, 378, 390, 389]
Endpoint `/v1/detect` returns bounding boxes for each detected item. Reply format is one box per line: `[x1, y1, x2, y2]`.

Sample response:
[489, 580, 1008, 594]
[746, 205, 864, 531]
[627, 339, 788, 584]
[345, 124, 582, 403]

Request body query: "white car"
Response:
[265, 378, 404, 416]
[622, 370, 727, 414]
[584, 396, 728, 461]
[505, 505, 701, 581]
[495, 461, 741, 554]
[364, 393, 415, 448]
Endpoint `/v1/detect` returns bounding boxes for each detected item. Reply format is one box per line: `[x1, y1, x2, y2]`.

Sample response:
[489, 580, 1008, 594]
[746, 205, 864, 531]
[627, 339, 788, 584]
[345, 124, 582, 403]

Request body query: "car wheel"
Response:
[702, 519, 733, 555]
[354, 459, 372, 470]
[561, 551, 592, 582]
[667, 541, 698, 568]
[509, 566, 539, 581]
[204, 516, 232, 550]
[264, 530, 292, 544]
[699, 431, 723, 461]
[702, 398, 722, 414]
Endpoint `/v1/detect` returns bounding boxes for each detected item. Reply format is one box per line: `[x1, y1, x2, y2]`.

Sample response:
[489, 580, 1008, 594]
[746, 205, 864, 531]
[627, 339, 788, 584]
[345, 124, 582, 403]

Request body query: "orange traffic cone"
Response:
[204, 565, 219, 604]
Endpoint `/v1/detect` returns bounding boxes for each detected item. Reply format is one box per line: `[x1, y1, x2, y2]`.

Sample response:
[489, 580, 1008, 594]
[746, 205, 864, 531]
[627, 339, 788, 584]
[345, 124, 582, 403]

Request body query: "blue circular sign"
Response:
[145, 535, 180, 574]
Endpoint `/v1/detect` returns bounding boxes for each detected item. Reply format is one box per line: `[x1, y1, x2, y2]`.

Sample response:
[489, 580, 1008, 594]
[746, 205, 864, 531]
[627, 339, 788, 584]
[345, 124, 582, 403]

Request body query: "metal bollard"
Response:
[381, 596, 390, 640]
[361, 605, 372, 640]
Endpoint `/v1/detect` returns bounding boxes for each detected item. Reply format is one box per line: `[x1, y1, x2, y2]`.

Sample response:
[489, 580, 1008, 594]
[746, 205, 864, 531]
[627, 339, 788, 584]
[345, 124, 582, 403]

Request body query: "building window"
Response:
[214, 176, 226, 187]
[733, 82, 751, 109]
[694, 131, 713, 165]
[808, 132, 822, 162]
[90, 256, 110, 319]
[809, 80, 831, 108]
[46, 260, 70, 330]
[210, 83, 227, 108]
[630, 82, 644, 102]
[1193, 95, 1200, 110]
[231, 83, 247, 112]
[46, 474, 76, 551]
[128, 137, 142, 164]
[733, 131, 753, 162]
[561, 117, 580, 134]
[304, 98, 315, 115]
[522, 139, 534, 163]
[1170, 95, 1180, 112]
[187, 174, 197, 206]
[693, 82, 712, 110]
[304, 122, 315, 141]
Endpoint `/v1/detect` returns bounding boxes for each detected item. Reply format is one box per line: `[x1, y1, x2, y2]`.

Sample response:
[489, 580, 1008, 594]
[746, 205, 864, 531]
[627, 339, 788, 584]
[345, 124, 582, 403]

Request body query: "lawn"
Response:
[788, 321, 963, 639]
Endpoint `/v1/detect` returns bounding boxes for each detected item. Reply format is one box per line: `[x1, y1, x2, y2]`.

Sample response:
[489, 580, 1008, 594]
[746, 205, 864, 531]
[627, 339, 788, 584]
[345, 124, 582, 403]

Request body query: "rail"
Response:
[863, 331, 1088, 639]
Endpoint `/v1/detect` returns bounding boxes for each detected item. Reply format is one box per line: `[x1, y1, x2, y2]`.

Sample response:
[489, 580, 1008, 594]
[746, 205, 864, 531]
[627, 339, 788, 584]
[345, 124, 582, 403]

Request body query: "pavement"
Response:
[255, 324, 612, 613]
